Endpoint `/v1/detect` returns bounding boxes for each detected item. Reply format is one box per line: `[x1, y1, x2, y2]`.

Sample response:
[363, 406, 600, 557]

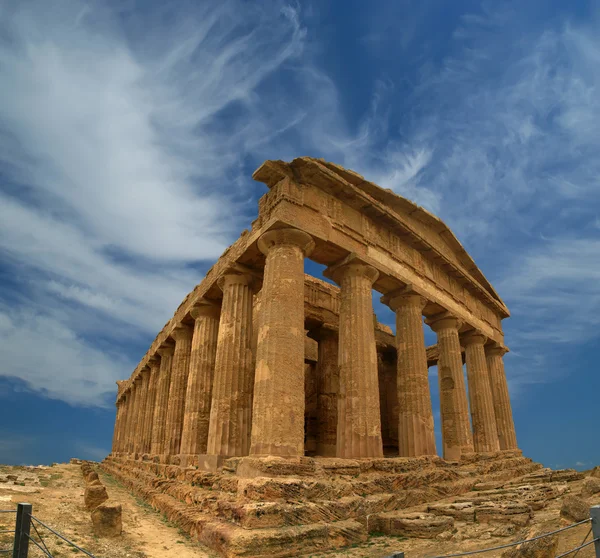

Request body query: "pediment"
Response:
[254, 157, 509, 317]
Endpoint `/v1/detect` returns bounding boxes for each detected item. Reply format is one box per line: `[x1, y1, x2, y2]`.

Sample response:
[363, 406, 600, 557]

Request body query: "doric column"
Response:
[485, 344, 518, 450]
[116, 394, 127, 453]
[327, 259, 382, 459]
[112, 400, 122, 454]
[180, 301, 221, 457]
[151, 345, 174, 455]
[313, 326, 339, 457]
[125, 381, 138, 454]
[207, 271, 255, 458]
[384, 291, 436, 457]
[122, 391, 133, 453]
[463, 332, 500, 452]
[426, 315, 473, 460]
[165, 324, 193, 457]
[134, 367, 150, 457]
[250, 228, 314, 457]
[142, 357, 160, 454]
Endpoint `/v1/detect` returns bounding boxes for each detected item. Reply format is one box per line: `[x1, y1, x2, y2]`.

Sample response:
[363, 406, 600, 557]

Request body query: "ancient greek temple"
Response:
[110, 157, 517, 468]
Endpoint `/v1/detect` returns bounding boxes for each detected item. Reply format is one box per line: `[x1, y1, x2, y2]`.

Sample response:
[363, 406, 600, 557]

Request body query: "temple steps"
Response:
[102, 453, 544, 557]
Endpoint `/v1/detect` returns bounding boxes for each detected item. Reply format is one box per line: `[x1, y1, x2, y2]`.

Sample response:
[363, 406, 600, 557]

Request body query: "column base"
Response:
[197, 454, 227, 472]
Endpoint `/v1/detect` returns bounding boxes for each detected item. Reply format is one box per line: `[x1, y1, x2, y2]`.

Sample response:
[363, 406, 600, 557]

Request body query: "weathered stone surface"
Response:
[84, 484, 109, 510]
[374, 511, 454, 538]
[84, 471, 99, 484]
[326, 259, 382, 458]
[560, 495, 590, 522]
[427, 315, 473, 460]
[107, 158, 530, 557]
[385, 292, 436, 457]
[590, 466, 600, 478]
[91, 501, 122, 537]
[250, 228, 314, 457]
[581, 477, 600, 498]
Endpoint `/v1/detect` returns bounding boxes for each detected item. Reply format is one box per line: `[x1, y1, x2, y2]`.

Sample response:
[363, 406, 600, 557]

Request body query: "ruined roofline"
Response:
[253, 156, 509, 318]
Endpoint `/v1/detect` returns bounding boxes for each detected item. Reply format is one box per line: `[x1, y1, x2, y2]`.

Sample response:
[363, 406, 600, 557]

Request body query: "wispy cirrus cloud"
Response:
[0, 0, 314, 404]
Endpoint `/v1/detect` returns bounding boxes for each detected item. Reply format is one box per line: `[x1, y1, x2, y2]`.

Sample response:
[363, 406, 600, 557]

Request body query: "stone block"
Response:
[84, 484, 109, 510]
[581, 477, 600, 498]
[84, 471, 99, 484]
[91, 501, 122, 537]
[197, 454, 226, 472]
[376, 511, 454, 538]
[560, 495, 590, 522]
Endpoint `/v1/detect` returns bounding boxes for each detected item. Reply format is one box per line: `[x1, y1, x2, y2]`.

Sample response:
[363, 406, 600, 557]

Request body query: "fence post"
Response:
[591, 505, 600, 558]
[12, 503, 32, 558]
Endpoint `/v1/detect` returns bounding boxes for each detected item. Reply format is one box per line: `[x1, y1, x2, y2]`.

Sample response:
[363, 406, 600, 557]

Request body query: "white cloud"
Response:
[0, 0, 313, 404]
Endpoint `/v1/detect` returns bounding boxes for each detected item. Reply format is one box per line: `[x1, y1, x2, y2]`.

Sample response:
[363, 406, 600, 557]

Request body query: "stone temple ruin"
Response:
[104, 157, 541, 556]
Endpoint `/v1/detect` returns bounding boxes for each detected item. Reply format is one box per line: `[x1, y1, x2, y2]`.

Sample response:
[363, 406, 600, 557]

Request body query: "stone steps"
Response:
[102, 453, 544, 557]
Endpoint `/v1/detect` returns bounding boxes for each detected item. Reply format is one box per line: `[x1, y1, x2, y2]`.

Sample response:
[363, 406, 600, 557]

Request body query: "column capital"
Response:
[425, 312, 462, 333]
[190, 300, 221, 321]
[156, 343, 175, 358]
[461, 330, 487, 347]
[324, 254, 379, 286]
[171, 323, 193, 341]
[147, 355, 160, 366]
[216, 265, 260, 291]
[381, 286, 427, 312]
[258, 227, 315, 257]
[485, 343, 509, 357]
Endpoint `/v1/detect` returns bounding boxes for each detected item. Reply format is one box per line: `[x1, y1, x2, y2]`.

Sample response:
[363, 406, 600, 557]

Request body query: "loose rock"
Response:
[560, 495, 590, 523]
[84, 484, 109, 510]
[91, 501, 122, 537]
[581, 477, 600, 499]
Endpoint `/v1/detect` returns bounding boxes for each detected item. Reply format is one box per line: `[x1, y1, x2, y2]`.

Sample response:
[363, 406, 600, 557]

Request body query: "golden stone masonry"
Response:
[104, 157, 531, 557]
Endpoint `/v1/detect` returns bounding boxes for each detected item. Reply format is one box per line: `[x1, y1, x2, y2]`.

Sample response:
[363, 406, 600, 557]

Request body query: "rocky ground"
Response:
[0, 462, 598, 557]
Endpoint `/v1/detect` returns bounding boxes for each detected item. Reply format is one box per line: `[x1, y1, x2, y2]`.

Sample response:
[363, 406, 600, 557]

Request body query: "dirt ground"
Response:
[0, 462, 597, 558]
[0, 462, 217, 558]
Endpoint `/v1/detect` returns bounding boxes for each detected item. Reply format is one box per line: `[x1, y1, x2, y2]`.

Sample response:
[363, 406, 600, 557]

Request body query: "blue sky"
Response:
[0, 0, 598, 469]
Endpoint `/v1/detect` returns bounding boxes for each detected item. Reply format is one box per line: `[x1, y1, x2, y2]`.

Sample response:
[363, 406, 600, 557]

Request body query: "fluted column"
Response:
[112, 400, 123, 454]
[207, 272, 255, 457]
[117, 394, 127, 453]
[463, 332, 500, 452]
[125, 381, 138, 454]
[328, 260, 382, 458]
[180, 301, 221, 457]
[151, 345, 174, 455]
[250, 228, 315, 457]
[165, 325, 193, 457]
[313, 326, 339, 457]
[426, 315, 473, 460]
[133, 367, 150, 457]
[385, 291, 436, 457]
[485, 345, 518, 450]
[142, 357, 160, 454]
[122, 391, 133, 453]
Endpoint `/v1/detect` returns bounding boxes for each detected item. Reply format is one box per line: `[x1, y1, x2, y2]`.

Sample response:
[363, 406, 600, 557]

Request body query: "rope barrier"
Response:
[0, 530, 15, 534]
[428, 518, 593, 557]
[0, 511, 16, 514]
[554, 538, 600, 558]
[28, 514, 97, 557]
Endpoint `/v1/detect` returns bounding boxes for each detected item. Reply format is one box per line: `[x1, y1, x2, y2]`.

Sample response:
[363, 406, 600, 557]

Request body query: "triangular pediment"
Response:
[254, 157, 509, 317]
